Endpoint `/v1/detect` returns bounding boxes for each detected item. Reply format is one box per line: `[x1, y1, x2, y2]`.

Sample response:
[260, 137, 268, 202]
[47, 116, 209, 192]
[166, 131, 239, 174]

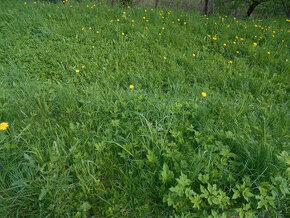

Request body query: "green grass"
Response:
[0, 0, 289, 216]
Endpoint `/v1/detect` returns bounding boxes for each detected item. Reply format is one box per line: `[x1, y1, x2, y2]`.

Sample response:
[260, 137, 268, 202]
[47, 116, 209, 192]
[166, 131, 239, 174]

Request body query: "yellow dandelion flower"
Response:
[253, 42, 257, 47]
[81, 65, 85, 69]
[235, 36, 239, 39]
[123, 11, 126, 15]
[267, 51, 271, 55]
[184, 22, 187, 25]
[81, 27, 85, 31]
[286, 59, 288, 62]
[131, 19, 134, 23]
[33, 1, 37, 4]
[223, 43, 227, 47]
[162, 27, 165, 30]
[116, 19, 120, 22]
[233, 41, 237, 44]
[127, 5, 131, 8]
[145, 26, 148, 30]
[96, 30, 100, 34]
[201, 92, 207, 97]
[240, 38, 244, 41]
[163, 56, 167, 60]
[143, 16, 146, 20]
[76, 69, 80, 73]
[236, 51, 240, 54]
[24, 2, 27, 5]
[228, 60, 233, 64]
[121, 32, 125, 36]
[177, 18, 180, 22]
[129, 84, 134, 89]
[192, 53, 196, 57]
[89, 27, 92, 30]
[212, 36, 217, 40]
[0, 122, 8, 131]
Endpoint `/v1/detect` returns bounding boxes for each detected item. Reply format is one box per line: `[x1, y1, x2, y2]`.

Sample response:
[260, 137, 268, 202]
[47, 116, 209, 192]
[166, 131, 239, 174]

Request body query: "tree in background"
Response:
[247, 0, 270, 16]
[155, 0, 159, 8]
[281, 0, 290, 17]
[204, 0, 210, 15]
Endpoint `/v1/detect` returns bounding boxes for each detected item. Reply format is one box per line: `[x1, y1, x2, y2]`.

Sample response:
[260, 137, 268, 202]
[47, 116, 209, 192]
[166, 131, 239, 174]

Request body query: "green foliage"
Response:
[0, 0, 289, 216]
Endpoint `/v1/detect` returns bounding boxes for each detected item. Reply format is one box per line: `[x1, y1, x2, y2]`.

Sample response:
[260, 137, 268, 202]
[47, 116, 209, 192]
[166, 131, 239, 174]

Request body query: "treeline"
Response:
[43, 0, 290, 18]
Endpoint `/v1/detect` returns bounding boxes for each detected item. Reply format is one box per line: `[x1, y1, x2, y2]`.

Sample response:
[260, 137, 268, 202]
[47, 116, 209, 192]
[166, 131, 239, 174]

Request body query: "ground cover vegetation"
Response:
[0, 0, 289, 217]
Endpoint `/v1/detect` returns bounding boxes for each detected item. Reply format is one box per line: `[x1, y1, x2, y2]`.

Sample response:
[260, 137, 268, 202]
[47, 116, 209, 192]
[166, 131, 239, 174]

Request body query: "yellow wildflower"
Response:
[129, 84, 134, 89]
[76, 69, 80, 73]
[228, 60, 233, 64]
[0, 122, 8, 131]
[253, 42, 257, 47]
[201, 92, 207, 97]
[192, 53, 196, 57]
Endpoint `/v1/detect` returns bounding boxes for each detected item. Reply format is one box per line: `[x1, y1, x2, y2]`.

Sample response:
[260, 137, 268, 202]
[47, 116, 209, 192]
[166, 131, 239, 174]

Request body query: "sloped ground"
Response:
[0, 0, 289, 216]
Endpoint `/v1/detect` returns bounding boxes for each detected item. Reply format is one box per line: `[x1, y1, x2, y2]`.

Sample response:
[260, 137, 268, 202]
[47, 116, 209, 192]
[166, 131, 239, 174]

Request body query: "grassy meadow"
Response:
[0, 0, 289, 216]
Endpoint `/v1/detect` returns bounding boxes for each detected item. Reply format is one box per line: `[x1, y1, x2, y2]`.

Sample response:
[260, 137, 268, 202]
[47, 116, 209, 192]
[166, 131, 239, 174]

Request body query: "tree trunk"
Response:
[204, 0, 209, 15]
[112, 0, 114, 6]
[281, 0, 290, 18]
[155, 0, 159, 8]
[247, 1, 260, 17]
